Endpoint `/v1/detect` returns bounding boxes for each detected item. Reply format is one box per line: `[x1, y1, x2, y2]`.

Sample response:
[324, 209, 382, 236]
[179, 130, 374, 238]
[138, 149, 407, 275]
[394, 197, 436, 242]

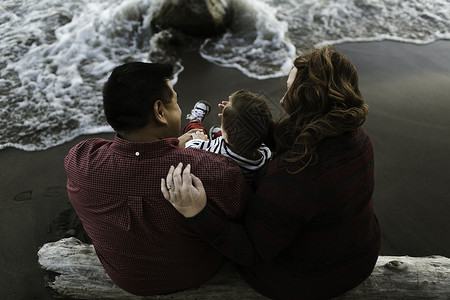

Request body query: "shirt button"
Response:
[135, 152, 140, 156]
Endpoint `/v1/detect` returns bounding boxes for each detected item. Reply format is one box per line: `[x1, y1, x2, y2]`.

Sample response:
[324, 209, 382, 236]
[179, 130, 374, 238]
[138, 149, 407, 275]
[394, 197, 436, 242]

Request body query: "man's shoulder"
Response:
[66, 138, 112, 162]
[71, 138, 111, 151]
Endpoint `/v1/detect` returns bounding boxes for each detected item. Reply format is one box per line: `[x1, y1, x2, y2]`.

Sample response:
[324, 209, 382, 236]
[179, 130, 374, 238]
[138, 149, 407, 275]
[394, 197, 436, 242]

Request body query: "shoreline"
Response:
[1, 40, 450, 299]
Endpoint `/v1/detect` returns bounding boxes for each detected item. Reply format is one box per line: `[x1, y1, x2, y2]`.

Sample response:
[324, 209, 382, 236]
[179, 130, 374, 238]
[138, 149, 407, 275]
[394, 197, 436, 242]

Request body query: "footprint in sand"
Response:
[14, 190, 32, 202]
[13, 187, 66, 202]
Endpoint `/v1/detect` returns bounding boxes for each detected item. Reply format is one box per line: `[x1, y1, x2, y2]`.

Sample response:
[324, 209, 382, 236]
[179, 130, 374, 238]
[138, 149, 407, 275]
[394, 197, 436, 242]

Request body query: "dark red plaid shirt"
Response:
[64, 135, 248, 296]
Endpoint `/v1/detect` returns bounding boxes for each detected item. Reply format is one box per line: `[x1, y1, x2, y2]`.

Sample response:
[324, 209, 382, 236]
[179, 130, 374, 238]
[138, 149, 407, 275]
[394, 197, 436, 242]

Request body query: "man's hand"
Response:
[161, 163, 207, 218]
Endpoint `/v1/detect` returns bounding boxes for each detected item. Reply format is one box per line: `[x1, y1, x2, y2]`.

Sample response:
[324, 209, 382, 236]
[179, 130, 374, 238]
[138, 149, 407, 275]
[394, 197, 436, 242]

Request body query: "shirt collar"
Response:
[111, 134, 180, 158]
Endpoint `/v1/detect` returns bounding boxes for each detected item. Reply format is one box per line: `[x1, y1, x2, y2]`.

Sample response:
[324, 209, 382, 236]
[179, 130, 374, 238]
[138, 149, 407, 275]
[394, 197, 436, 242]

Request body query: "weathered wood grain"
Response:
[38, 238, 450, 299]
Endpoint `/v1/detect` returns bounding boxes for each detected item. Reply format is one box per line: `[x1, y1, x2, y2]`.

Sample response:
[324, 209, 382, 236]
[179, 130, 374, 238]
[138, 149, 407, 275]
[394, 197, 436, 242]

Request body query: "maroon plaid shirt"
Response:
[64, 135, 248, 296]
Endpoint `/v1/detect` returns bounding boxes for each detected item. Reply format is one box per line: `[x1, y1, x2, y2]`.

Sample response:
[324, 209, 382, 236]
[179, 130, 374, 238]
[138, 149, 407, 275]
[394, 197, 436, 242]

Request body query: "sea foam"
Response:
[1, 0, 449, 151]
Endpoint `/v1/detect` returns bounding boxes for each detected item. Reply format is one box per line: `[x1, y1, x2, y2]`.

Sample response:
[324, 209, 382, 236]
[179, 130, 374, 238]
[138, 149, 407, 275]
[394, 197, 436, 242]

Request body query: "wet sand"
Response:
[337, 41, 450, 257]
[1, 40, 449, 299]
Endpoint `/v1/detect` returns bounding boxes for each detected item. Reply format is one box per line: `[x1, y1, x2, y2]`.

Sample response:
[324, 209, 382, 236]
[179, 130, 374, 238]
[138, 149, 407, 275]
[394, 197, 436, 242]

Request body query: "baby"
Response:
[185, 89, 272, 182]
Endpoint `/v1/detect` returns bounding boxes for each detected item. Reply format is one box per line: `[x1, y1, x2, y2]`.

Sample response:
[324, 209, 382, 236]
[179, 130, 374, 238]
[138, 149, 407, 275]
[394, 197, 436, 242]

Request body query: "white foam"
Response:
[0, 125, 115, 151]
[200, 0, 296, 79]
[273, 0, 450, 50]
[1, 0, 449, 151]
[199, 0, 450, 79]
[1, 0, 157, 151]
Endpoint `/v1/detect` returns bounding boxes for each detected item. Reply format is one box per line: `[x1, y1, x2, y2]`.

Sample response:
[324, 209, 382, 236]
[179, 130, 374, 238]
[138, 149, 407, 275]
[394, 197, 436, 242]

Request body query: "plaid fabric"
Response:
[188, 128, 382, 299]
[64, 135, 248, 296]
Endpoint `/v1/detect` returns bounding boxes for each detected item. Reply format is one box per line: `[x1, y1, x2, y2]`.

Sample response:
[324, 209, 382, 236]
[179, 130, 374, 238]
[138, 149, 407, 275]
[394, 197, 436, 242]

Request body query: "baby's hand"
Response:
[178, 129, 203, 148]
[218, 100, 229, 118]
[192, 131, 209, 141]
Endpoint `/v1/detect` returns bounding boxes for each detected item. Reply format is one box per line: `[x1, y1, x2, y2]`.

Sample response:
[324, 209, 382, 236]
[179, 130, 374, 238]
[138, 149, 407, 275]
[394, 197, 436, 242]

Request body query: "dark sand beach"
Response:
[1, 41, 450, 299]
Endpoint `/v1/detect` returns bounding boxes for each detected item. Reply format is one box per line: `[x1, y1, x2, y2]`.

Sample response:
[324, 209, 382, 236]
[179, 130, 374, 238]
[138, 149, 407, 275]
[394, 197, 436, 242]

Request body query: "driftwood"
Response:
[38, 238, 450, 299]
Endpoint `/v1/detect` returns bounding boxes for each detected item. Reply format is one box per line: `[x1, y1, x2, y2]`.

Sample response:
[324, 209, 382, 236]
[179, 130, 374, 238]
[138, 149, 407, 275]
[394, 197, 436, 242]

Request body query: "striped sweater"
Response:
[185, 136, 272, 182]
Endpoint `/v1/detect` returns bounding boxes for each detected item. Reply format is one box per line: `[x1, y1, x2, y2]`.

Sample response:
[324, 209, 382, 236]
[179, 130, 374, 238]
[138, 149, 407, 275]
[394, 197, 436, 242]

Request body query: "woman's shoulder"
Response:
[256, 127, 373, 179]
[318, 128, 372, 154]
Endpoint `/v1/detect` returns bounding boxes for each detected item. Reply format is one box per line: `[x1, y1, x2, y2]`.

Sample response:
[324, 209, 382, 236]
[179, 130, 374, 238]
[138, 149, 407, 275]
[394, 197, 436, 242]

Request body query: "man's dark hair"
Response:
[222, 89, 272, 157]
[103, 62, 174, 132]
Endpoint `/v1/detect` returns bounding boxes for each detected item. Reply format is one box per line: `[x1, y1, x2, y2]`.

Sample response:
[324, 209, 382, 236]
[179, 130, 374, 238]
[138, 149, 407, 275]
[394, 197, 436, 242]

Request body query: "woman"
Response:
[161, 46, 381, 299]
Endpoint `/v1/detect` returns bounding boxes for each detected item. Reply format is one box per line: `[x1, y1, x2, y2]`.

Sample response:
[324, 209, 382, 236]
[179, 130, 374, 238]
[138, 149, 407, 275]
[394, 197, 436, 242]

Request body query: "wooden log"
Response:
[38, 238, 450, 299]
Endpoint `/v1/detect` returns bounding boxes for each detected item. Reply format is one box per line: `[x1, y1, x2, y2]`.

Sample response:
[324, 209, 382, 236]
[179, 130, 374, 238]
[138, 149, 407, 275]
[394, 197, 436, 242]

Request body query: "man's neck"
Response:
[119, 128, 160, 143]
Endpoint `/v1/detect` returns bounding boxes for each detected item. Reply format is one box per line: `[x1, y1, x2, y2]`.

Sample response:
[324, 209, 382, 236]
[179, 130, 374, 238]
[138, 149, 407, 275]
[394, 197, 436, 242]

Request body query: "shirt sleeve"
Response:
[187, 170, 317, 266]
[259, 144, 273, 162]
[185, 138, 223, 153]
[185, 139, 207, 149]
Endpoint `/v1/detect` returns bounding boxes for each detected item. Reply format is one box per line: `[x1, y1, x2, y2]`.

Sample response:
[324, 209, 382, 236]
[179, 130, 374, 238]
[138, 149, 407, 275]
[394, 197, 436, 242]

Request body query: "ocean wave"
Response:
[199, 0, 296, 79]
[1, 0, 449, 151]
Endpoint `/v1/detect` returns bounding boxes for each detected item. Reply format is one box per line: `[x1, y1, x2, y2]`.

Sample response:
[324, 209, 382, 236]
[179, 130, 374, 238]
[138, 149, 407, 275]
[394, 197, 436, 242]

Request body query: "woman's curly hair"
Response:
[275, 46, 368, 173]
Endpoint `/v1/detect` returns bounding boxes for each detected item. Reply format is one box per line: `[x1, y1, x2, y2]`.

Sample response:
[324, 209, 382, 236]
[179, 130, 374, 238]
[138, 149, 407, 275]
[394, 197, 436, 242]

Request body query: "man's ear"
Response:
[153, 100, 168, 125]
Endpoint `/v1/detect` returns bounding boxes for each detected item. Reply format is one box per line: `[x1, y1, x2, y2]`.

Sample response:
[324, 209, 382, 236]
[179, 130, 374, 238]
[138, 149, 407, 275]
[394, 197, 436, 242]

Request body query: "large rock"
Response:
[151, 0, 233, 37]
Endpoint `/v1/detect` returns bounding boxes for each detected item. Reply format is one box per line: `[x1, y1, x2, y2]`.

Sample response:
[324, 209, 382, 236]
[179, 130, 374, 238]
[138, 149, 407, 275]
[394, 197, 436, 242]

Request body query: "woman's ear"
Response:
[153, 100, 168, 125]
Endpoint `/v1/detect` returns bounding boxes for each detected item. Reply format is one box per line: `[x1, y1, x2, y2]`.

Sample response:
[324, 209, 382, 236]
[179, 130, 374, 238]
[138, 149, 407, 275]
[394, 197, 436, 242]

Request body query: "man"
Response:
[64, 62, 248, 296]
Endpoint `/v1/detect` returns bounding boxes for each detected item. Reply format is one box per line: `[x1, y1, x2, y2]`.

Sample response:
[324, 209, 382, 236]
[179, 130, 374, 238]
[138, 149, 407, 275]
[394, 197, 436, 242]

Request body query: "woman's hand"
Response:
[161, 163, 207, 218]
[178, 129, 203, 148]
